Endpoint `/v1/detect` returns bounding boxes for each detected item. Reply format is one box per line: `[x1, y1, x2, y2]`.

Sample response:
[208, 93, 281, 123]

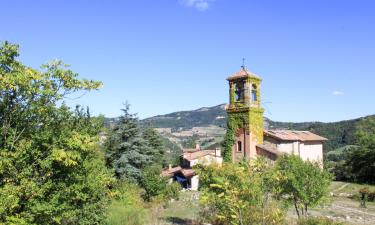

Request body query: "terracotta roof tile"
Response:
[264, 130, 328, 142]
[161, 166, 196, 178]
[183, 150, 216, 161]
[181, 169, 195, 177]
[162, 166, 181, 177]
[227, 67, 260, 81]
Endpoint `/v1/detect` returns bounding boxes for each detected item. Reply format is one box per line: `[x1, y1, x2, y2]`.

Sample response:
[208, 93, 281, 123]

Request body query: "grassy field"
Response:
[154, 182, 375, 225]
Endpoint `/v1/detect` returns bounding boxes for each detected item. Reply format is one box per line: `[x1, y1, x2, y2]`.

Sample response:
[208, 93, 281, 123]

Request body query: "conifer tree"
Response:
[105, 103, 153, 182]
[142, 126, 165, 167]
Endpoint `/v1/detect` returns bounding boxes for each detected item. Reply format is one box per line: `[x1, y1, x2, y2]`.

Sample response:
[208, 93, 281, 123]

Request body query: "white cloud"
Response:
[332, 91, 344, 96]
[179, 0, 215, 11]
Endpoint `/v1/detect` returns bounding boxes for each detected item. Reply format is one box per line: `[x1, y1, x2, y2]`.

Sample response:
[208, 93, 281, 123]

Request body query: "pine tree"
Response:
[105, 103, 153, 182]
[142, 126, 165, 167]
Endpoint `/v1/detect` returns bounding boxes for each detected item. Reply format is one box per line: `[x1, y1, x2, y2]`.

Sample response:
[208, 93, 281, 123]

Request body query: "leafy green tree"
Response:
[197, 159, 285, 225]
[140, 165, 167, 202]
[346, 117, 375, 183]
[0, 41, 112, 224]
[274, 155, 332, 218]
[105, 103, 153, 182]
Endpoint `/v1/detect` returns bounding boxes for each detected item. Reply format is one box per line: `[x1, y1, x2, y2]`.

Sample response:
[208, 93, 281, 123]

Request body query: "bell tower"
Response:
[224, 65, 264, 162]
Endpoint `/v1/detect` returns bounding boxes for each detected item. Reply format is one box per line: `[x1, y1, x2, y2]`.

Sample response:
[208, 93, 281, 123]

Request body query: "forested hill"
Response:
[141, 104, 228, 129]
[106, 104, 374, 152]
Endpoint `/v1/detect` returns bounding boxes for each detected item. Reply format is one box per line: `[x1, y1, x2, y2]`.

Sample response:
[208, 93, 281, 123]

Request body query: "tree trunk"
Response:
[293, 196, 300, 218]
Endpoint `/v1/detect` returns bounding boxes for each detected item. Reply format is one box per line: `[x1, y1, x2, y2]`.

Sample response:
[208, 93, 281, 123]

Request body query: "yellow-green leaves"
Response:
[52, 149, 80, 167]
[0, 41, 112, 224]
[197, 160, 286, 225]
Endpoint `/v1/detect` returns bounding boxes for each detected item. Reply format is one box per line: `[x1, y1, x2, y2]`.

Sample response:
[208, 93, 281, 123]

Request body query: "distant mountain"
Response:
[141, 104, 228, 130]
[105, 104, 374, 153]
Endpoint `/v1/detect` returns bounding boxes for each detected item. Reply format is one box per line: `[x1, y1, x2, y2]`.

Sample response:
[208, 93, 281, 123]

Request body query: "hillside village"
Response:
[1, 1, 375, 225]
[161, 66, 327, 191]
[1, 41, 375, 225]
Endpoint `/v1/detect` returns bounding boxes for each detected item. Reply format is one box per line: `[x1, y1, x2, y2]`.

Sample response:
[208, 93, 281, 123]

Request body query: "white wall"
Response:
[189, 155, 222, 167]
[190, 175, 199, 191]
[299, 142, 323, 164]
[277, 142, 294, 154]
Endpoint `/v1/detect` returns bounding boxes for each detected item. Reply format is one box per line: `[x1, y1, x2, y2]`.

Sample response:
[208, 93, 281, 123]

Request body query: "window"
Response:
[235, 82, 245, 102]
[237, 141, 242, 152]
[251, 84, 257, 102]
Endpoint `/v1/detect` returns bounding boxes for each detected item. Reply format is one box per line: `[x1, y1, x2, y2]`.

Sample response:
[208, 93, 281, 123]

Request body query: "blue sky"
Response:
[1, 0, 374, 122]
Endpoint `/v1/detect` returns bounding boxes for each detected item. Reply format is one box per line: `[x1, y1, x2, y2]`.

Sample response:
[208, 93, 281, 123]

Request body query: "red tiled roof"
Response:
[227, 67, 260, 81]
[183, 150, 216, 161]
[181, 169, 195, 177]
[162, 166, 182, 177]
[264, 130, 328, 142]
[161, 166, 196, 178]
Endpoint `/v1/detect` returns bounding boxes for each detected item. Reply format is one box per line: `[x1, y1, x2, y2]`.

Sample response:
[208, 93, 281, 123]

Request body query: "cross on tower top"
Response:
[241, 58, 246, 70]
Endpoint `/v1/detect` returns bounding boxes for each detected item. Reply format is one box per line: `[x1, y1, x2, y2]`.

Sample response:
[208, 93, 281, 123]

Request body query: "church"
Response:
[162, 66, 327, 190]
[225, 66, 326, 163]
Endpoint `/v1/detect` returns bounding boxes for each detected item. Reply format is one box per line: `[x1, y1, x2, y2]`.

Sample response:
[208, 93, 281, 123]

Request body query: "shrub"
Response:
[106, 182, 148, 225]
[197, 158, 286, 225]
[297, 217, 343, 225]
[163, 182, 181, 201]
[141, 165, 168, 202]
[368, 191, 375, 202]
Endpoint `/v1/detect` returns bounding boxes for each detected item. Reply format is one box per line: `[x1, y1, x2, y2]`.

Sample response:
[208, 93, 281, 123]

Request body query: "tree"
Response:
[274, 155, 332, 217]
[346, 117, 375, 183]
[105, 103, 153, 182]
[0, 41, 112, 224]
[142, 126, 165, 167]
[197, 159, 285, 225]
[140, 165, 167, 202]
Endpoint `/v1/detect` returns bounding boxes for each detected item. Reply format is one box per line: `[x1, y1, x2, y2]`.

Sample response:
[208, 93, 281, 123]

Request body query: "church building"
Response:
[162, 65, 327, 191]
[225, 66, 327, 164]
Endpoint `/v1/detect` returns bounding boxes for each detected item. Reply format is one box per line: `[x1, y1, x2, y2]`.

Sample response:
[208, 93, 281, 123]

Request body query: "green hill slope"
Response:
[105, 104, 374, 153]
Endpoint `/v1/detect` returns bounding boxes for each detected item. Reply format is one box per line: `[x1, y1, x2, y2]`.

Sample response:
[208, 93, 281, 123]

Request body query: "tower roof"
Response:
[227, 67, 261, 81]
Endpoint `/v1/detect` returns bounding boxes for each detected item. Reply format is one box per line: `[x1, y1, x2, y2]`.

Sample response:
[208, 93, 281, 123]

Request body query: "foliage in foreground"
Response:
[297, 217, 343, 225]
[274, 155, 332, 218]
[106, 182, 148, 225]
[197, 156, 332, 224]
[197, 158, 286, 225]
[0, 41, 112, 224]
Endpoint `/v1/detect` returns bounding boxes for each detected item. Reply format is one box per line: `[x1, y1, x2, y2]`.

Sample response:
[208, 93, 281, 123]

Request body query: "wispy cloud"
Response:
[332, 90, 344, 96]
[179, 0, 215, 11]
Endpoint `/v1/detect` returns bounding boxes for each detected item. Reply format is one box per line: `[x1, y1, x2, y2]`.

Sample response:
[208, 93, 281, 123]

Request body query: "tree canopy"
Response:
[346, 117, 375, 183]
[0, 41, 112, 224]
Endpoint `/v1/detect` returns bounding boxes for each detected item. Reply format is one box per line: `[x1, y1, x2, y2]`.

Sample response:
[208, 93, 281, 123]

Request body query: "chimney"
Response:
[195, 144, 200, 150]
[215, 148, 221, 157]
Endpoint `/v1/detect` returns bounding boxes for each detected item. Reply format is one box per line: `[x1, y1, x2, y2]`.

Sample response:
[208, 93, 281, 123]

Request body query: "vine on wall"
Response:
[223, 108, 264, 162]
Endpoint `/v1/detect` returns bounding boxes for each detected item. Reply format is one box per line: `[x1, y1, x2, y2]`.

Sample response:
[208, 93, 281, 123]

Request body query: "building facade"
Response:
[225, 66, 264, 162]
[225, 66, 327, 164]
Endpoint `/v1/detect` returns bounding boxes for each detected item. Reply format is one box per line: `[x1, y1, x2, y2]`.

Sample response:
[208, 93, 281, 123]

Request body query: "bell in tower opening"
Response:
[224, 65, 264, 162]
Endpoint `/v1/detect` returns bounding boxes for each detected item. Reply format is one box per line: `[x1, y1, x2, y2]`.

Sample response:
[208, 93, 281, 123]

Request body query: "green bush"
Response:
[106, 202, 147, 225]
[163, 182, 181, 200]
[297, 217, 343, 225]
[106, 182, 148, 225]
[141, 165, 168, 202]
